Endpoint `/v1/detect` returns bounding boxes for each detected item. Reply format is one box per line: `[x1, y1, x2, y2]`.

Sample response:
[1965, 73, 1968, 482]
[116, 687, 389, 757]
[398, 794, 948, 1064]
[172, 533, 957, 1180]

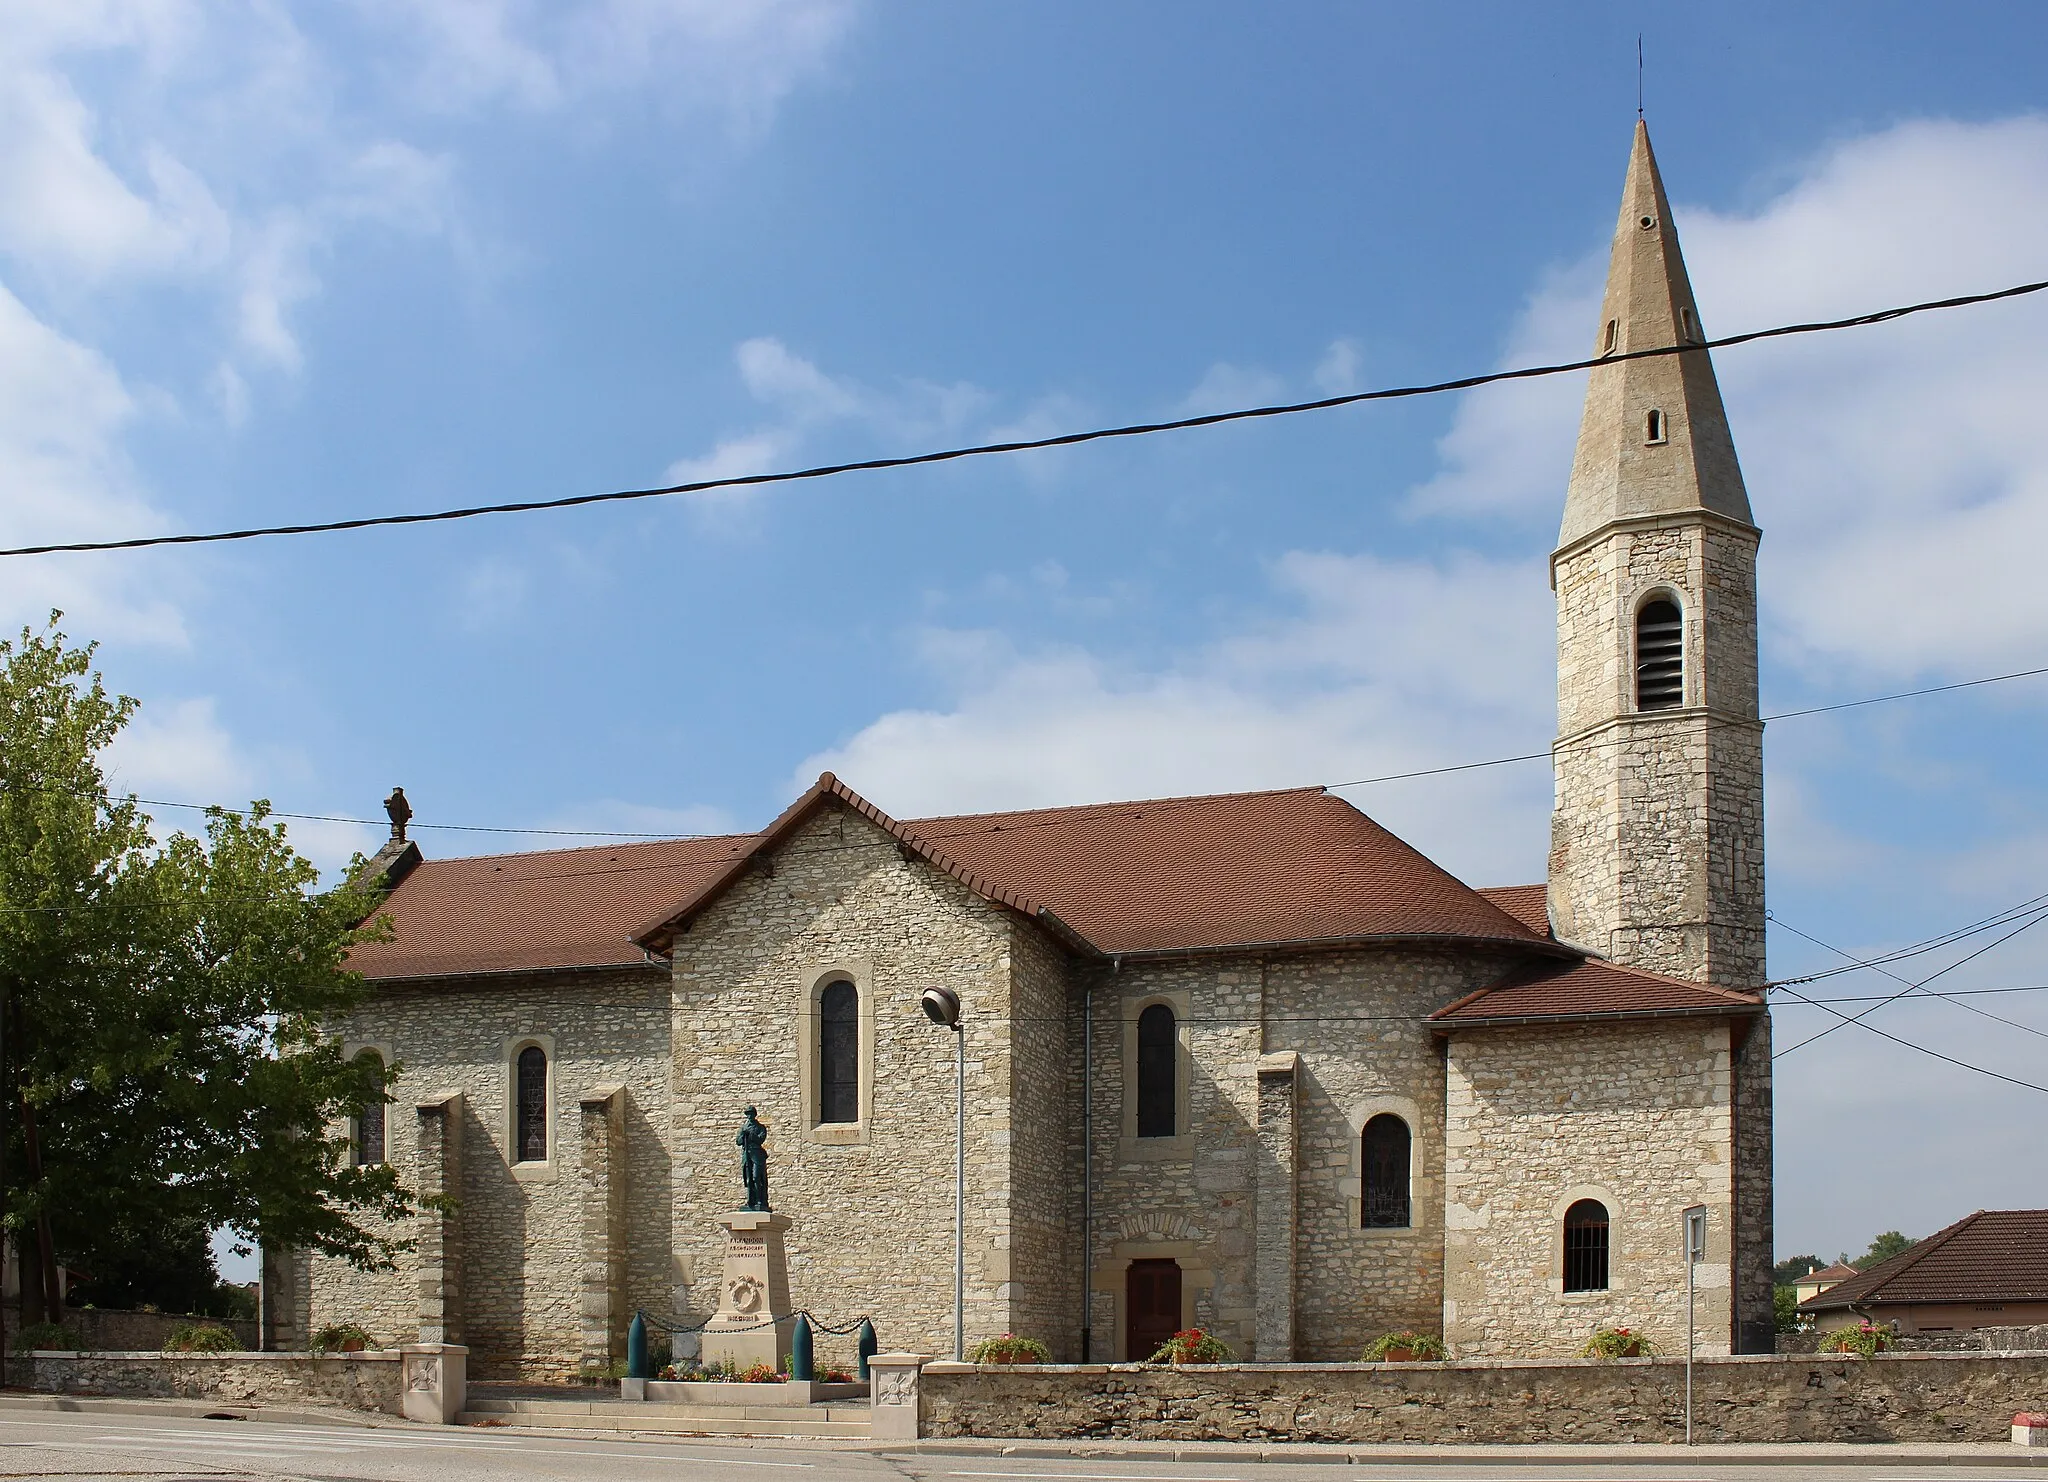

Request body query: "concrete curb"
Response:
[0, 1390, 406, 1430]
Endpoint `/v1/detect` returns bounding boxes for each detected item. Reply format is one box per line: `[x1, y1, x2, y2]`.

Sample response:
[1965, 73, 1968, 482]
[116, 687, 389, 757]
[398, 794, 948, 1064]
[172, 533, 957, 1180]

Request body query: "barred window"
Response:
[1635, 599, 1683, 711]
[1563, 1199, 1611, 1292]
[1136, 1004, 1176, 1138]
[516, 1045, 548, 1163]
[354, 1050, 386, 1166]
[819, 980, 858, 1124]
[1361, 1114, 1411, 1228]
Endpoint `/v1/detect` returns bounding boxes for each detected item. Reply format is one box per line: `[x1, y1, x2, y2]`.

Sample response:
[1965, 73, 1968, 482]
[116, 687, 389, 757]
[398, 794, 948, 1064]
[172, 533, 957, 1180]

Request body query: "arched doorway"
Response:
[1125, 1258, 1181, 1362]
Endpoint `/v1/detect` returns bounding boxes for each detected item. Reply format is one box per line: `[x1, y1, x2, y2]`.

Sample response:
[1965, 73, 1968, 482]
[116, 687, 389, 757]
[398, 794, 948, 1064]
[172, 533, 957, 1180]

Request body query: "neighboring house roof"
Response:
[1477, 884, 1552, 938]
[633, 773, 1556, 960]
[1429, 955, 1764, 1028]
[348, 835, 754, 980]
[354, 773, 1561, 980]
[1801, 1261, 1860, 1287]
[1799, 1210, 2048, 1311]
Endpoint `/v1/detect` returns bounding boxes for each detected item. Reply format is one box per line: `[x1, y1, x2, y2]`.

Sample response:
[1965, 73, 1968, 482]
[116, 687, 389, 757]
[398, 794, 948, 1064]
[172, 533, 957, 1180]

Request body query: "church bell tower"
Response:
[1547, 122, 1765, 991]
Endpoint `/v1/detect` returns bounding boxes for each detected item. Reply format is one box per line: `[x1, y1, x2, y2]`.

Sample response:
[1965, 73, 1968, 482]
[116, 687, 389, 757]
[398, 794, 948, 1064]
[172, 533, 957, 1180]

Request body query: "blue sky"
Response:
[7, 1, 2048, 1272]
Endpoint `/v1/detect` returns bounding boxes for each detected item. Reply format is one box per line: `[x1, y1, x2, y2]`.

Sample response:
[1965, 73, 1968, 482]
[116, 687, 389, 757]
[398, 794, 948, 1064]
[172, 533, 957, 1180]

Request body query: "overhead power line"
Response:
[3, 278, 2044, 560]
[1770, 911, 2048, 1046]
[28, 655, 2041, 842]
[1770, 983, 2048, 1096]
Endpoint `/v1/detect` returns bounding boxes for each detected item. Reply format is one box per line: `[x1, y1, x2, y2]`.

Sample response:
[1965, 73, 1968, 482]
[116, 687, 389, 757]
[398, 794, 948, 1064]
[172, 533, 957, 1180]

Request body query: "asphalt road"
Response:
[0, 1410, 2039, 1482]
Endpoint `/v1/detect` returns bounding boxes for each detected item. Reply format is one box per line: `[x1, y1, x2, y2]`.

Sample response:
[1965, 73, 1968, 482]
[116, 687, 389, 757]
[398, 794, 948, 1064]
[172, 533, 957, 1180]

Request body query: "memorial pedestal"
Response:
[700, 1210, 795, 1372]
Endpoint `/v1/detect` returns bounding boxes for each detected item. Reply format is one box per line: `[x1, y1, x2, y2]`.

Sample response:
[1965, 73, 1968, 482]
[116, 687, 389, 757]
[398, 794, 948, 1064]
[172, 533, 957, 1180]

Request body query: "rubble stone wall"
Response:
[921, 1353, 2048, 1443]
[25, 1351, 402, 1414]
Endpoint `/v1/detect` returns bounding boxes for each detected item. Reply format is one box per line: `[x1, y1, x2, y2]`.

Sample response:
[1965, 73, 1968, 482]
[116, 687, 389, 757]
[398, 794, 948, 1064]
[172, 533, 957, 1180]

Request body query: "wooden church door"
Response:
[1125, 1258, 1182, 1361]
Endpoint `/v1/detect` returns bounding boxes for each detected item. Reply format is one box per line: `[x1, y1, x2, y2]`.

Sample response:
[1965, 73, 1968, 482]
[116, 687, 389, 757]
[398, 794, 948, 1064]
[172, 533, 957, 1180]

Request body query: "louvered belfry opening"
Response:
[1635, 598, 1684, 710]
[819, 979, 858, 1124]
[1563, 1199, 1611, 1292]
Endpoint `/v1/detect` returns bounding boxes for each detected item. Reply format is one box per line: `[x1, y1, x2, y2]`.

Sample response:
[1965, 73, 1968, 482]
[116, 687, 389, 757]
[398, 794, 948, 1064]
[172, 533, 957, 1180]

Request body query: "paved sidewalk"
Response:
[884, 1437, 2048, 1467]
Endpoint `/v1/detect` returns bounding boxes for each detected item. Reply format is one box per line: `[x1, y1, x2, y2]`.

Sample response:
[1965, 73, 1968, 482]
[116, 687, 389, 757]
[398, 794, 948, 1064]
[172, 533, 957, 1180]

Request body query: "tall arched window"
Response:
[1563, 1199, 1611, 1292]
[819, 979, 858, 1124]
[1136, 1004, 1176, 1138]
[354, 1050, 386, 1166]
[1360, 1114, 1411, 1228]
[516, 1045, 548, 1163]
[1635, 599, 1684, 711]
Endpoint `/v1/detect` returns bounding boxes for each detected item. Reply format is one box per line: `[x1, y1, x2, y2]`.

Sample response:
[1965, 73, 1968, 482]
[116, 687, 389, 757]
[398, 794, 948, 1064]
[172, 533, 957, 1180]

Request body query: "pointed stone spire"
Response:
[1558, 121, 1752, 551]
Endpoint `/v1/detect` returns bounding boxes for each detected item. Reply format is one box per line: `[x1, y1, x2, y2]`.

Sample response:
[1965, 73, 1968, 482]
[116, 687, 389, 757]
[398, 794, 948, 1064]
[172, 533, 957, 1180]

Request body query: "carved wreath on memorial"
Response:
[728, 1275, 764, 1314]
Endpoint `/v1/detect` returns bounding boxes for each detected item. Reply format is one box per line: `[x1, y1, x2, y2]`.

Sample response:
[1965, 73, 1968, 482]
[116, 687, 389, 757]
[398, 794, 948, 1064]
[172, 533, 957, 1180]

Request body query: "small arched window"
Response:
[1679, 306, 1698, 342]
[1136, 1004, 1176, 1138]
[1601, 318, 1619, 357]
[1636, 599, 1684, 711]
[1361, 1114, 1411, 1228]
[819, 980, 858, 1124]
[354, 1050, 386, 1166]
[1644, 408, 1667, 444]
[516, 1045, 548, 1163]
[1563, 1199, 1611, 1292]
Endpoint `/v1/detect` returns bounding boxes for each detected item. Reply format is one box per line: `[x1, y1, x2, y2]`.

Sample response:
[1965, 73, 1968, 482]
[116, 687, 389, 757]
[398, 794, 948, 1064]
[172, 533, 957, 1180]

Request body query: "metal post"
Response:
[1080, 979, 1092, 1363]
[953, 1022, 965, 1363]
[1683, 1204, 1706, 1446]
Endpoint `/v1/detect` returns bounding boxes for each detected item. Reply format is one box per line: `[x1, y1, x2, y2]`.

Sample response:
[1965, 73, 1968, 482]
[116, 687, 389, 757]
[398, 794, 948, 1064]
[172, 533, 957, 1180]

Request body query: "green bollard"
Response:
[857, 1318, 877, 1380]
[790, 1314, 814, 1381]
[627, 1313, 649, 1380]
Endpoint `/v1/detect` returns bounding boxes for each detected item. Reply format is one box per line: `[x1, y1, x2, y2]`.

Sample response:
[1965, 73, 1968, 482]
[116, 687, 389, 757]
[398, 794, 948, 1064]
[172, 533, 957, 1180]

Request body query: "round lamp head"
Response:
[920, 986, 961, 1028]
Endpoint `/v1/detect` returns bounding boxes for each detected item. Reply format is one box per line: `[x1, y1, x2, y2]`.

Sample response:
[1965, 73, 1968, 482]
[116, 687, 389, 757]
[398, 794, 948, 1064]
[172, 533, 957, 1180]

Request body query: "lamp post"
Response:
[1682, 1204, 1708, 1445]
[921, 986, 965, 1362]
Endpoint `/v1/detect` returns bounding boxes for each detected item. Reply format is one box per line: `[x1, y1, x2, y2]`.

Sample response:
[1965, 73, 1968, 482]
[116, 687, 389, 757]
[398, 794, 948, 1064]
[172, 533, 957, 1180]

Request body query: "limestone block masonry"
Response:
[700, 1211, 796, 1372]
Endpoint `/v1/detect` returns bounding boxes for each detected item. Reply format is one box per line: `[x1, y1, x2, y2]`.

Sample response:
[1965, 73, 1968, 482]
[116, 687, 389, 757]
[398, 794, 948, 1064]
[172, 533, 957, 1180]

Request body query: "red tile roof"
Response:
[1802, 1262, 1861, 1285]
[1478, 884, 1552, 938]
[1799, 1211, 2048, 1311]
[635, 774, 1555, 960]
[1430, 955, 1764, 1027]
[354, 774, 1558, 980]
[348, 835, 753, 980]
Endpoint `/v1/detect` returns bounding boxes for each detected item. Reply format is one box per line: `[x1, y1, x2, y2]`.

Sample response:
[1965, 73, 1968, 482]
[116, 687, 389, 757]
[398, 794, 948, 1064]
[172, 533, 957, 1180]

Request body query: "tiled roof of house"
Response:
[1477, 884, 1552, 938]
[1803, 1261, 1860, 1285]
[633, 774, 1555, 960]
[1429, 955, 1764, 1027]
[1799, 1211, 2048, 1310]
[347, 834, 754, 980]
[353, 774, 1558, 980]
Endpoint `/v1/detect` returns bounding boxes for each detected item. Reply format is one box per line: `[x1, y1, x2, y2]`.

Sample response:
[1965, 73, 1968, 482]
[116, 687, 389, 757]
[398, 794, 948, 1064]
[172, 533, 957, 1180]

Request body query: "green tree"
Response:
[1854, 1231, 1916, 1270]
[1773, 1285, 1802, 1334]
[0, 618, 417, 1322]
[1773, 1254, 1822, 1285]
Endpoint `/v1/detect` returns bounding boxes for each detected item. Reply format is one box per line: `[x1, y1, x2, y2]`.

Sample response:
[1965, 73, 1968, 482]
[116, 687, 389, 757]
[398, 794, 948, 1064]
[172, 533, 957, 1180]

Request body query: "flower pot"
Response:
[1380, 1347, 1418, 1363]
[338, 1338, 366, 1353]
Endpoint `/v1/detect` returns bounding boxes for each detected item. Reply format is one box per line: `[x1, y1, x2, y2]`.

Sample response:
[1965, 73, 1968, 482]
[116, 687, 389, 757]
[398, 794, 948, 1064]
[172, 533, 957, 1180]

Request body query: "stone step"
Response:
[456, 1401, 870, 1437]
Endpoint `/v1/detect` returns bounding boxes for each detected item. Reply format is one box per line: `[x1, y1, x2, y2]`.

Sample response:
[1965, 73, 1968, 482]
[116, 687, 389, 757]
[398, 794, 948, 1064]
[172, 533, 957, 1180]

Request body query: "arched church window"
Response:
[516, 1045, 548, 1163]
[1136, 1004, 1176, 1138]
[354, 1050, 386, 1166]
[1563, 1199, 1611, 1292]
[1635, 599, 1684, 711]
[1644, 408, 1667, 444]
[1360, 1114, 1411, 1228]
[819, 979, 859, 1124]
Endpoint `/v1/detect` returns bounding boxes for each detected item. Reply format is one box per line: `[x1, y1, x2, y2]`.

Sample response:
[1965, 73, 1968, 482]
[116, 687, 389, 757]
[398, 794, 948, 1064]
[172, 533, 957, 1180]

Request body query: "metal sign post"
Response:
[1683, 1204, 1708, 1445]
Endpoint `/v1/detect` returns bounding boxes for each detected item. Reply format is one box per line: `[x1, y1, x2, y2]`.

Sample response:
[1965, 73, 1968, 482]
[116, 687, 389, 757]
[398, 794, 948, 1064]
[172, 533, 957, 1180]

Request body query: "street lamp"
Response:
[921, 986, 965, 1363]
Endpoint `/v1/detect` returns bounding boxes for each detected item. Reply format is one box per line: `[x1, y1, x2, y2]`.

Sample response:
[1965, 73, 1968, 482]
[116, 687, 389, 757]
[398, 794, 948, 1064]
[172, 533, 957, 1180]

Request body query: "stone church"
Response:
[277, 123, 1775, 1375]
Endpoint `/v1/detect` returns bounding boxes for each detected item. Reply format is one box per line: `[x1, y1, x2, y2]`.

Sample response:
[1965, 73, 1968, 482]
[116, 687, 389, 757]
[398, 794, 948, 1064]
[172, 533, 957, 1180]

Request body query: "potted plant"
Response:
[1818, 1320, 1893, 1357]
[1362, 1331, 1447, 1363]
[968, 1333, 1053, 1364]
[1579, 1326, 1655, 1358]
[310, 1323, 375, 1354]
[1148, 1328, 1232, 1365]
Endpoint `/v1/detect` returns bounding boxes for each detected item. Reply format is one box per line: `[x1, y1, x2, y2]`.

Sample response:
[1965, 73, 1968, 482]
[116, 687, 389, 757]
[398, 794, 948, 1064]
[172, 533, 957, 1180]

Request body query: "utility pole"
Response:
[1683, 1204, 1708, 1445]
[921, 987, 966, 1362]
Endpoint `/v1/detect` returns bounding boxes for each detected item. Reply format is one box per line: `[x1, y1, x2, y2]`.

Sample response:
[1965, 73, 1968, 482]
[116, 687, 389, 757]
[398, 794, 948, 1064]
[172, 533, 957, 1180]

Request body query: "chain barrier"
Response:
[631, 1307, 873, 1337]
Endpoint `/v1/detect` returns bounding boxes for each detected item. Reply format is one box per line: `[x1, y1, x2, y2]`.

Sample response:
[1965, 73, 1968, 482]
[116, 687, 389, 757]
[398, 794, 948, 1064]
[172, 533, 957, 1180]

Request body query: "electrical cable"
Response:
[1769, 912, 2048, 1044]
[3, 278, 2043, 560]
[1768, 983, 2048, 1096]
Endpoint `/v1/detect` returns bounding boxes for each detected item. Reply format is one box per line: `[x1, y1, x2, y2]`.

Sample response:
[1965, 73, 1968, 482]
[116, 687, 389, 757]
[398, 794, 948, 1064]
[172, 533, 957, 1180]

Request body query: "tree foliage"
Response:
[0, 618, 416, 1314]
[1773, 1254, 1823, 1285]
[1853, 1231, 1916, 1270]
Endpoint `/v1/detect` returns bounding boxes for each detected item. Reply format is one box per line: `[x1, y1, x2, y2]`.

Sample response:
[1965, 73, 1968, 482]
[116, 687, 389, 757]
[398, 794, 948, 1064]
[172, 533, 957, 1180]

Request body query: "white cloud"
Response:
[1179, 361, 1287, 417]
[801, 550, 1557, 887]
[1313, 338, 1362, 396]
